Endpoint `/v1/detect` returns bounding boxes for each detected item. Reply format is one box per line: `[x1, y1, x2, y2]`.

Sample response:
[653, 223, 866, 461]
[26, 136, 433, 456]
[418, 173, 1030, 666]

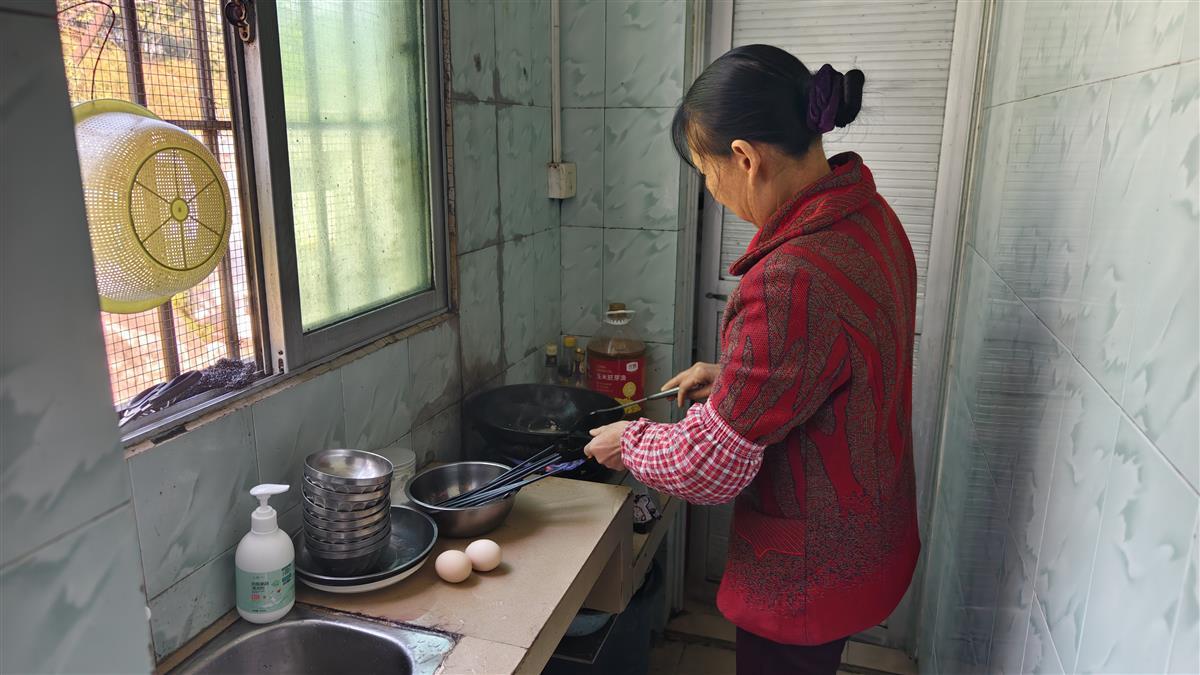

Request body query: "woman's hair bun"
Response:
[835, 69, 865, 127]
[671, 45, 866, 165]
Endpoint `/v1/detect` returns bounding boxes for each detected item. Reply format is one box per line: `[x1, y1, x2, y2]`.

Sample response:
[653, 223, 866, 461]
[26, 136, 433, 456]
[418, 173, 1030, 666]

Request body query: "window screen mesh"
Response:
[56, 0, 259, 408]
[275, 0, 433, 332]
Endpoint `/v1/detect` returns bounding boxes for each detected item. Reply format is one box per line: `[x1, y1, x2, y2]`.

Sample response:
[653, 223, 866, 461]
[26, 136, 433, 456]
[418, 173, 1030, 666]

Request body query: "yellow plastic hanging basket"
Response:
[73, 99, 232, 314]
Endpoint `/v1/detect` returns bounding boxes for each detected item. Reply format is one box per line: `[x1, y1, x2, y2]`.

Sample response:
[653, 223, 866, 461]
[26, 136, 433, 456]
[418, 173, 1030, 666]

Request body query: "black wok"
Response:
[463, 384, 626, 447]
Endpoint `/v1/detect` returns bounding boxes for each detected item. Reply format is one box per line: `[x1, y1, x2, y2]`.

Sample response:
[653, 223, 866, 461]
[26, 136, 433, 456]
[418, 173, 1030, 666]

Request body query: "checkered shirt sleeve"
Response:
[621, 401, 766, 505]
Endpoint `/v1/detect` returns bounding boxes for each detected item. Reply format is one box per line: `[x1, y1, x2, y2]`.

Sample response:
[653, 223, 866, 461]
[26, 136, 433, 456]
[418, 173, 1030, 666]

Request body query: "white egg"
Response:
[435, 550, 472, 583]
[465, 539, 502, 572]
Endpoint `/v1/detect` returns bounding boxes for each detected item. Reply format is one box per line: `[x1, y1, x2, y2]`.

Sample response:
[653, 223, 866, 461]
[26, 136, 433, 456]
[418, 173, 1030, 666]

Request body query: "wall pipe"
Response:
[550, 0, 561, 164]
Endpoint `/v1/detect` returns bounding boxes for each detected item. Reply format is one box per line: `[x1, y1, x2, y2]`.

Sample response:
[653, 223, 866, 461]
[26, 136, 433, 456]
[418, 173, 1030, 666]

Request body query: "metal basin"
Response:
[304, 496, 389, 522]
[171, 605, 453, 675]
[404, 461, 515, 538]
[303, 502, 390, 531]
[303, 481, 389, 510]
[305, 449, 394, 487]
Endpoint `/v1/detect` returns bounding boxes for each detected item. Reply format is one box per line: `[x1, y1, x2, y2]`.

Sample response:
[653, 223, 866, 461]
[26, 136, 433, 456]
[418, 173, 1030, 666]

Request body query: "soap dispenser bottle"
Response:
[235, 484, 294, 624]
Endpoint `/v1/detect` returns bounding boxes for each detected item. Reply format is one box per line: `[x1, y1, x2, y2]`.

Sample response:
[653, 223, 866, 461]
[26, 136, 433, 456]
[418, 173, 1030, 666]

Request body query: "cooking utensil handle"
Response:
[436, 444, 560, 507]
[641, 387, 682, 404]
[453, 462, 573, 508]
[587, 386, 683, 418]
[557, 445, 587, 462]
[452, 464, 556, 508]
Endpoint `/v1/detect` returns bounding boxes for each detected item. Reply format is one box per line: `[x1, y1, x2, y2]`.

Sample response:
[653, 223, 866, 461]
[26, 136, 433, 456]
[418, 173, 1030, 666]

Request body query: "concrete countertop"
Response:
[298, 476, 633, 674]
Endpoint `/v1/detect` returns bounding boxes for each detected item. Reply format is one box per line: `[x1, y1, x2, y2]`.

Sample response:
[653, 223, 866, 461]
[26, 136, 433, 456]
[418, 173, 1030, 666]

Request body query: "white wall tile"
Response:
[602, 228, 677, 343]
[989, 533, 1033, 673]
[1120, 63, 1200, 489]
[561, 108, 604, 229]
[130, 409, 258, 598]
[498, 106, 554, 240]
[1077, 67, 1176, 401]
[1035, 362, 1120, 672]
[0, 505, 154, 674]
[561, 0, 606, 108]
[407, 318, 463, 426]
[452, 102, 501, 253]
[459, 246, 505, 393]
[533, 228, 563, 349]
[1012, 1, 1187, 101]
[561, 227, 604, 337]
[340, 339, 413, 451]
[502, 350, 545, 386]
[992, 82, 1109, 346]
[412, 403, 462, 467]
[603, 107, 680, 231]
[1167, 521, 1199, 674]
[965, 105, 1013, 266]
[1182, 0, 1199, 62]
[501, 236, 537, 366]
[492, 0, 540, 105]
[1022, 600, 1065, 674]
[604, 0, 685, 108]
[254, 370, 346, 514]
[0, 8, 132, 567]
[449, 0, 497, 101]
[148, 546, 235, 660]
[1075, 421, 1199, 673]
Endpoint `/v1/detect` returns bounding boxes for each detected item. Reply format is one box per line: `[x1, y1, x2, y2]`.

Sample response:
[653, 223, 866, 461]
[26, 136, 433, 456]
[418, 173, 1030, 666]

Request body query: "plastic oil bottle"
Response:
[586, 303, 645, 414]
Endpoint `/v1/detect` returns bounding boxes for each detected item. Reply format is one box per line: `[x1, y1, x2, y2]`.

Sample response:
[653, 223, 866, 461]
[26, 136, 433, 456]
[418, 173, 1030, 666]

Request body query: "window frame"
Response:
[240, 0, 450, 372]
[119, 0, 449, 445]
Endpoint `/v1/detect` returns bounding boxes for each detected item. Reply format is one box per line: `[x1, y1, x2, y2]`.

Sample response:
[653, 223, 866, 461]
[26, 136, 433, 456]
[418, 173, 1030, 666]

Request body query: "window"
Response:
[56, 0, 262, 411]
[55, 0, 447, 436]
[244, 0, 448, 369]
[275, 0, 434, 332]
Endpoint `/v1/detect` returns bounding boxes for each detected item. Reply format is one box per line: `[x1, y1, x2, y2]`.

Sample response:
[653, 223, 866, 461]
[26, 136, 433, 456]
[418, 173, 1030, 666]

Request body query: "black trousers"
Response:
[735, 628, 847, 675]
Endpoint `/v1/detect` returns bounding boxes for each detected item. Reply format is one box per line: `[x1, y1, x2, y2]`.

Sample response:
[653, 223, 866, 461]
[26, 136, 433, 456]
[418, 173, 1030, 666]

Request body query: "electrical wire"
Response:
[56, 0, 116, 99]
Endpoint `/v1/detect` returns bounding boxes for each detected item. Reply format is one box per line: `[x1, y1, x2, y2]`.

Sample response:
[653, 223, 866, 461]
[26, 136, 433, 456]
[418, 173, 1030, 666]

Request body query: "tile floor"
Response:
[651, 601, 918, 675]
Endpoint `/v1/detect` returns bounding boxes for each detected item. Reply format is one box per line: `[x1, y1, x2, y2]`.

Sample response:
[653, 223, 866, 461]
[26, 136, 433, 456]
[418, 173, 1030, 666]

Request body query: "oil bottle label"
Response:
[588, 357, 644, 413]
[236, 563, 294, 614]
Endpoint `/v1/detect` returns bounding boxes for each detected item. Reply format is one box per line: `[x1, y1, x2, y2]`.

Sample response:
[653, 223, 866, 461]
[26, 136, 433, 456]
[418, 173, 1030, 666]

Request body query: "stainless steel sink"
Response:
[171, 605, 455, 675]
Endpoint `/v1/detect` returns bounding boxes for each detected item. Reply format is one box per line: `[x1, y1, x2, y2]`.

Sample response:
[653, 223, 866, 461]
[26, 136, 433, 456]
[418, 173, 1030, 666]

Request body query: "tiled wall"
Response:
[451, 0, 562, 395]
[921, 2, 1199, 673]
[0, 2, 155, 672]
[0, 0, 563, 663]
[559, 0, 691, 421]
[129, 321, 472, 659]
[0, 0, 685, 666]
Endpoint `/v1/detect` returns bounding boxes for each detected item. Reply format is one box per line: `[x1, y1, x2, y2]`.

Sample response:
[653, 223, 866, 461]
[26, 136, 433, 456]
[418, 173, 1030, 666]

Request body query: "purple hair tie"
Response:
[807, 64, 843, 134]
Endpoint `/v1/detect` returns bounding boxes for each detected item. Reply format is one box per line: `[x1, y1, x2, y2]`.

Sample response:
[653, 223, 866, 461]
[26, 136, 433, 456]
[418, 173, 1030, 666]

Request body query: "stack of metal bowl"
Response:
[302, 449, 394, 575]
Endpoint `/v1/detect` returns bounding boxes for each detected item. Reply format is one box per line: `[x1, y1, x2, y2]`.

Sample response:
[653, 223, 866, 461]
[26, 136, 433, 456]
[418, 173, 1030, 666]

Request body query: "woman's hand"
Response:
[663, 362, 720, 407]
[584, 421, 630, 470]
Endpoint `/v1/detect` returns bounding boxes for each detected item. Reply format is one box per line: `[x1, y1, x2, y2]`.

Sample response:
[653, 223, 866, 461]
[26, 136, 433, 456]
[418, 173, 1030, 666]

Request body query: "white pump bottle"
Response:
[235, 484, 294, 624]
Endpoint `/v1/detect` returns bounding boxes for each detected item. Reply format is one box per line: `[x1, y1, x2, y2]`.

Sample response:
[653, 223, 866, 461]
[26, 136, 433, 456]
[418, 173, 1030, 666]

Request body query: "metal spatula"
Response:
[583, 387, 682, 421]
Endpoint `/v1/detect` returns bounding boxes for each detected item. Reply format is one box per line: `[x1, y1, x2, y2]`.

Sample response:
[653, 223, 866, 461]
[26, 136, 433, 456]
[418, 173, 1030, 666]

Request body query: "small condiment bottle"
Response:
[559, 336, 577, 384]
[544, 343, 559, 385]
[573, 347, 586, 387]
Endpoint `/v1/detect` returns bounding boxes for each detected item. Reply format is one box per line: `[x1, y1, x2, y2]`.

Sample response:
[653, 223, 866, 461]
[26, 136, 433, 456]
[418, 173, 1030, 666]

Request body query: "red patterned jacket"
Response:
[626, 153, 920, 645]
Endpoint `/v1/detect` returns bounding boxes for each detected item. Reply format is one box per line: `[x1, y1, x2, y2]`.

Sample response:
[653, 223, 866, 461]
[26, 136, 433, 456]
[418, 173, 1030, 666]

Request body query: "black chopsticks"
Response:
[436, 444, 587, 509]
[449, 460, 581, 508]
[435, 443, 559, 508]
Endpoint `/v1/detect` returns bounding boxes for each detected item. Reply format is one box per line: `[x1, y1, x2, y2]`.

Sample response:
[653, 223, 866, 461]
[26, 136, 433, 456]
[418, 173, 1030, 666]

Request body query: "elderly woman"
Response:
[585, 45, 920, 675]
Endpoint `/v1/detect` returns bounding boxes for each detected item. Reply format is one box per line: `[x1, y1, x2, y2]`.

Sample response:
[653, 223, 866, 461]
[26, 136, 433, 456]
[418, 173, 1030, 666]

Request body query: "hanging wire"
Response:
[56, 0, 116, 99]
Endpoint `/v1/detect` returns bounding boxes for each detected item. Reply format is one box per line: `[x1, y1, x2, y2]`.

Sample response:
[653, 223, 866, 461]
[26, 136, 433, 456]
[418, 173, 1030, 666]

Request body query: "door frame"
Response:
[688, 0, 987, 652]
[885, 0, 989, 652]
[686, 0, 736, 606]
[694, 0, 736, 373]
